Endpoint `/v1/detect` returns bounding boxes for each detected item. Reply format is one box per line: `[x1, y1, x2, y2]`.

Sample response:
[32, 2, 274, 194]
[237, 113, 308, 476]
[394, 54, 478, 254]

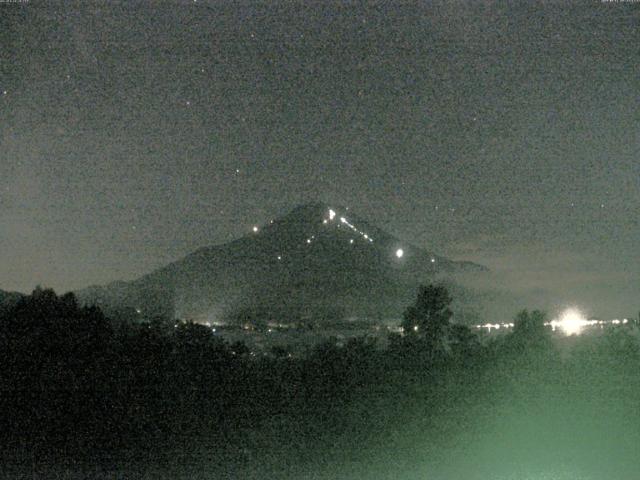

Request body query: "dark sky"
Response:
[1, 1, 638, 317]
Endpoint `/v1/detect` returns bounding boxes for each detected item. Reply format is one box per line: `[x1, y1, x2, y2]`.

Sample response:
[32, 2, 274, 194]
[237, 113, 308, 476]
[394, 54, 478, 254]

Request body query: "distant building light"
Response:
[350, 239, 354, 244]
[253, 226, 259, 233]
[413, 325, 419, 332]
[396, 248, 404, 258]
[430, 258, 436, 263]
[329, 209, 336, 220]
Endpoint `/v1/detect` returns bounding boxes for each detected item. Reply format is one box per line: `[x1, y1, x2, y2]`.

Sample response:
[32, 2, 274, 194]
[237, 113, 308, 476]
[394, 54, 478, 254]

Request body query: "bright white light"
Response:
[553, 308, 588, 335]
[340, 217, 347, 223]
[277, 255, 282, 260]
[396, 248, 404, 258]
[329, 209, 336, 220]
[430, 258, 436, 263]
[252, 226, 259, 232]
[349, 239, 354, 244]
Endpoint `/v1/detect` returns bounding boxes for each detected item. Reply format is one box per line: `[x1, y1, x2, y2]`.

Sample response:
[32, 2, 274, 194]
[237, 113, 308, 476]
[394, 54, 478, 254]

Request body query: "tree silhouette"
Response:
[401, 284, 453, 346]
[513, 309, 547, 338]
[508, 309, 554, 359]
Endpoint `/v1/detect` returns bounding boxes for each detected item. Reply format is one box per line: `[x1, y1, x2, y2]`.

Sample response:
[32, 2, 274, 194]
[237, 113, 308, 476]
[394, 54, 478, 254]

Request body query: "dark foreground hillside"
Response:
[2, 288, 640, 479]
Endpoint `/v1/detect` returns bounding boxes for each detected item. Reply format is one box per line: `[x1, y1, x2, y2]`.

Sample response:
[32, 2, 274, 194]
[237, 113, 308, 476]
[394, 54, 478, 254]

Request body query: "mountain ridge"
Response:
[77, 202, 488, 324]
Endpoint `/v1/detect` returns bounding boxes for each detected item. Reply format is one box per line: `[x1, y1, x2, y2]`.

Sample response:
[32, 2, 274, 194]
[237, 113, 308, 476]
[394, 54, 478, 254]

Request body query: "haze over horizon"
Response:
[2, 2, 638, 318]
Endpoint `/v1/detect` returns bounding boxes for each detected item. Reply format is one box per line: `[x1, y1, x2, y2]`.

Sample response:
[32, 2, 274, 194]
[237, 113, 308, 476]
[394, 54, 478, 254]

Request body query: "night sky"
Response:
[1, 2, 638, 317]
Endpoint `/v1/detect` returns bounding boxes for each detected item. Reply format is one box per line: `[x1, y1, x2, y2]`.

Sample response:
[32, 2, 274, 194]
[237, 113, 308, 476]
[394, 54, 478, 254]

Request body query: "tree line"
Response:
[0, 284, 637, 473]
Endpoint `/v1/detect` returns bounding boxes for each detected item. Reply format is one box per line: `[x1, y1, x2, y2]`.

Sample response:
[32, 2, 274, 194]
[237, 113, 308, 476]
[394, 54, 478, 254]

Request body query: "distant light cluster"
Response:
[474, 309, 630, 336]
[547, 308, 629, 335]
[475, 322, 514, 332]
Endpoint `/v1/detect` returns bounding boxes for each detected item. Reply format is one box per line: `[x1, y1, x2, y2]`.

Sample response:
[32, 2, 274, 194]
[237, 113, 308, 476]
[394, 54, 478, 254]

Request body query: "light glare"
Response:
[553, 308, 588, 335]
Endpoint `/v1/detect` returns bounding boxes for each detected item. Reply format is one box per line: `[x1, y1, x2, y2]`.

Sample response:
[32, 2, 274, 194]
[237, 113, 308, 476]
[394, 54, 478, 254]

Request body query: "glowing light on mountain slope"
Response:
[396, 248, 404, 258]
[329, 209, 336, 220]
[252, 226, 259, 233]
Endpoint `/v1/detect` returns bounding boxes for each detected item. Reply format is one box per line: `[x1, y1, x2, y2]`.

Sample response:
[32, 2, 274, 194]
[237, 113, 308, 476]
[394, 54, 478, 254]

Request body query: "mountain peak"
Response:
[276, 202, 345, 223]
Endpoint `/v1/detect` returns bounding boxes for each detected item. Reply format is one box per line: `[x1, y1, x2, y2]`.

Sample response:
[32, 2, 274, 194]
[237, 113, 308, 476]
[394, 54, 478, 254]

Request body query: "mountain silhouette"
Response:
[77, 203, 487, 325]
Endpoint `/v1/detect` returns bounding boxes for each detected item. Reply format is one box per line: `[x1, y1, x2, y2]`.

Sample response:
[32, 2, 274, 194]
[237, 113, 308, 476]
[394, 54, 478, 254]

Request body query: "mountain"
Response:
[77, 203, 487, 325]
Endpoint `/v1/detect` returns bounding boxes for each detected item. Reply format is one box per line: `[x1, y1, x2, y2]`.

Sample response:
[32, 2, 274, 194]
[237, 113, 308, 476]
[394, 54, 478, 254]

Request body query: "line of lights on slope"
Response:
[252, 207, 432, 264]
[332, 210, 374, 244]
